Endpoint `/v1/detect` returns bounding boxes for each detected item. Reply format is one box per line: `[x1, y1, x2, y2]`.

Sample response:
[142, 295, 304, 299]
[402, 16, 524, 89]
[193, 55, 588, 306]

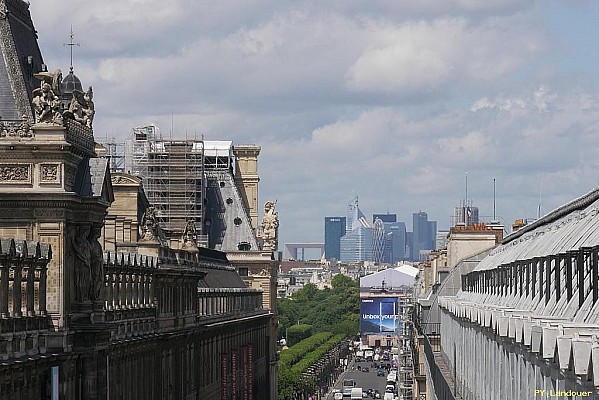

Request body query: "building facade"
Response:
[412, 211, 437, 262]
[324, 216, 346, 260]
[0, 2, 277, 398]
[414, 191, 599, 399]
[340, 226, 374, 262]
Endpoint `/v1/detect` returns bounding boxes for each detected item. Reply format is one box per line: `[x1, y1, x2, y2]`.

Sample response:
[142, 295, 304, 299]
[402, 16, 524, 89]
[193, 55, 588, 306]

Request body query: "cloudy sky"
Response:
[29, 1, 599, 248]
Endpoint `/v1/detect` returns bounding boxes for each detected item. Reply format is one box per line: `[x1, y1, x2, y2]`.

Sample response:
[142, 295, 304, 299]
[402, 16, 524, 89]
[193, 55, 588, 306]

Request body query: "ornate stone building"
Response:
[0, 1, 276, 398]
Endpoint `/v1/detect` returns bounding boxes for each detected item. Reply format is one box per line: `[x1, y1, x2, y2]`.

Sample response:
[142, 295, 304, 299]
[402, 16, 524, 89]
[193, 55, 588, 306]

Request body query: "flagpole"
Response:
[465, 172, 468, 226]
[493, 178, 496, 221]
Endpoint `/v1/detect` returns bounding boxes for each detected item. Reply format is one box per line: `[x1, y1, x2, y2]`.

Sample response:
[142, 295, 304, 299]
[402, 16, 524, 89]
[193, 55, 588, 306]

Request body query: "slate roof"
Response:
[0, 0, 44, 120]
[75, 158, 114, 201]
[204, 170, 259, 252]
[199, 267, 247, 288]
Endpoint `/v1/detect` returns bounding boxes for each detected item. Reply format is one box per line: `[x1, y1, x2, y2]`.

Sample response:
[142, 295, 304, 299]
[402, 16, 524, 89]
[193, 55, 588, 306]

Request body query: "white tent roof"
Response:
[395, 265, 419, 277]
[360, 267, 416, 288]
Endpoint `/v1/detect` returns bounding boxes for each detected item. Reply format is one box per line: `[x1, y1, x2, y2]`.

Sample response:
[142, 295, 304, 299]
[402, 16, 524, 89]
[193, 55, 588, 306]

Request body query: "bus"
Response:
[342, 379, 356, 397]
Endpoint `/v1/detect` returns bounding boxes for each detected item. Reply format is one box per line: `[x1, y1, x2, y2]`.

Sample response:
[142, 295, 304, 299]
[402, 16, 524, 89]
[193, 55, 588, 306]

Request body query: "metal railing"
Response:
[422, 334, 455, 400]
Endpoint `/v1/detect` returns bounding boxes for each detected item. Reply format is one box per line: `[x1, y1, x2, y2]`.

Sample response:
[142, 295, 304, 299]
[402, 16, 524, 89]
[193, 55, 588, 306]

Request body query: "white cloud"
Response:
[346, 16, 545, 95]
[26, 1, 599, 245]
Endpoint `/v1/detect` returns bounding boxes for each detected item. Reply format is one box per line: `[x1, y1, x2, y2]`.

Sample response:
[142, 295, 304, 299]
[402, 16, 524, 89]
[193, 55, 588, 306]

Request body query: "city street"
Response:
[325, 359, 392, 399]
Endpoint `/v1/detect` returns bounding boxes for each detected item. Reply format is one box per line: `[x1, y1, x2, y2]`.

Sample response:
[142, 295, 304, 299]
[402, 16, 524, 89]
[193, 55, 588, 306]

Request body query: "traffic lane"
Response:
[328, 360, 389, 399]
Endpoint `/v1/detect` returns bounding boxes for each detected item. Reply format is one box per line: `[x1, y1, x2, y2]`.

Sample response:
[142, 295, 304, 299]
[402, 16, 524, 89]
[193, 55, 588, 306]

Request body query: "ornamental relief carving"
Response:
[0, 209, 33, 219]
[0, 164, 31, 183]
[34, 209, 65, 219]
[111, 175, 138, 184]
[40, 164, 61, 183]
[0, 117, 34, 138]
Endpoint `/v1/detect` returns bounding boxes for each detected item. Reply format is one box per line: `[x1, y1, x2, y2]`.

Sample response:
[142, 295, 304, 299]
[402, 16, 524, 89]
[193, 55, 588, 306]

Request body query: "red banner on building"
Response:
[247, 345, 253, 399]
[242, 346, 249, 400]
[221, 353, 228, 400]
[231, 349, 238, 397]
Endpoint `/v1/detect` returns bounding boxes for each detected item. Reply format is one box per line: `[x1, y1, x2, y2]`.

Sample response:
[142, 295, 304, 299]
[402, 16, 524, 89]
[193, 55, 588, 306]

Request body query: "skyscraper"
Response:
[373, 213, 397, 223]
[372, 218, 385, 263]
[347, 196, 366, 232]
[324, 216, 346, 260]
[412, 211, 437, 261]
[372, 213, 406, 264]
[385, 221, 407, 263]
[340, 226, 374, 262]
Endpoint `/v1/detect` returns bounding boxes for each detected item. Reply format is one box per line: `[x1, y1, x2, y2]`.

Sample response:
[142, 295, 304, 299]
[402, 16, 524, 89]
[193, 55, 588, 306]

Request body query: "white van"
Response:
[383, 393, 394, 400]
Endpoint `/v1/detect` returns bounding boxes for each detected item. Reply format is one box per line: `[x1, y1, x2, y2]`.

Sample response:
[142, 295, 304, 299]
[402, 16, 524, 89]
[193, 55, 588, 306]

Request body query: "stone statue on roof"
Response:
[32, 69, 63, 124]
[140, 206, 158, 242]
[261, 200, 279, 252]
[181, 220, 199, 253]
[63, 86, 95, 128]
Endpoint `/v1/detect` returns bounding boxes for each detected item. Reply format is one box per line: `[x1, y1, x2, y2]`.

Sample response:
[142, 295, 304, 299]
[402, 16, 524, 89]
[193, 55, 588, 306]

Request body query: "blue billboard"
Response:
[360, 297, 398, 334]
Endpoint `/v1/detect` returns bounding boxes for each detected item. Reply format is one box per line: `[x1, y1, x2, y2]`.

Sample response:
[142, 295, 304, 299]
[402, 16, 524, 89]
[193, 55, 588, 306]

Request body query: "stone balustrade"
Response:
[103, 251, 265, 339]
[103, 252, 157, 312]
[0, 239, 51, 361]
[0, 239, 51, 319]
[197, 287, 263, 318]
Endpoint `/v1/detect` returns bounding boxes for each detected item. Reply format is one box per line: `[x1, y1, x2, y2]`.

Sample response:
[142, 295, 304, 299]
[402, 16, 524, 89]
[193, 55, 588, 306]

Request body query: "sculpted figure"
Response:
[261, 200, 279, 251]
[182, 220, 199, 251]
[17, 115, 32, 137]
[64, 86, 95, 128]
[32, 69, 63, 124]
[72, 225, 92, 302]
[83, 86, 95, 128]
[89, 226, 104, 302]
[140, 206, 158, 241]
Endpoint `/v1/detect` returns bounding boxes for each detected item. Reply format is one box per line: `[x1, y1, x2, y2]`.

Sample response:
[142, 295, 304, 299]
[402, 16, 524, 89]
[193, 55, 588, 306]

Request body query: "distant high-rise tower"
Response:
[373, 213, 397, 223]
[340, 226, 374, 262]
[372, 218, 385, 263]
[412, 211, 437, 261]
[372, 213, 406, 263]
[347, 196, 366, 232]
[385, 221, 406, 263]
[324, 217, 346, 260]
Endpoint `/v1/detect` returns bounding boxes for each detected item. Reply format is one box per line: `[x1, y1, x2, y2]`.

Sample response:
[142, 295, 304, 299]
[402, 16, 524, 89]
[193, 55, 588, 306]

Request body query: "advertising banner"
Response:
[360, 297, 398, 334]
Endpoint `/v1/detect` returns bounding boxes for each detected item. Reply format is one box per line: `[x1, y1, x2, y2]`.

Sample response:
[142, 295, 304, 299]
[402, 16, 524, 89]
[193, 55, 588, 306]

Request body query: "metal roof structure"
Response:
[360, 266, 416, 289]
[437, 186, 599, 393]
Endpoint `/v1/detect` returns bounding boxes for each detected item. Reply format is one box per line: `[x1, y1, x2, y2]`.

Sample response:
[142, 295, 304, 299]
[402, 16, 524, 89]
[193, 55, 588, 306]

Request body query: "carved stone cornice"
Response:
[0, 208, 33, 219]
[63, 119, 95, 156]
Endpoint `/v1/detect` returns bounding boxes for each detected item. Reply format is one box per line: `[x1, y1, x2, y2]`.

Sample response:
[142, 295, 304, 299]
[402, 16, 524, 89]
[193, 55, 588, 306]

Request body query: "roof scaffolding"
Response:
[124, 125, 207, 245]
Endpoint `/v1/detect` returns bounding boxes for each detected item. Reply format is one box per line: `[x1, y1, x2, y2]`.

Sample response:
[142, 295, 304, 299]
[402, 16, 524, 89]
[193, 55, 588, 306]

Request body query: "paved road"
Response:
[325, 360, 391, 399]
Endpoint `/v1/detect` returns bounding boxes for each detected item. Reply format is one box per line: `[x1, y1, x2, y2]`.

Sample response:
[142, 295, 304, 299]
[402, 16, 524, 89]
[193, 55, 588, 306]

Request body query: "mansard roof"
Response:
[0, 0, 44, 120]
[205, 170, 259, 252]
[474, 186, 599, 272]
[75, 157, 115, 203]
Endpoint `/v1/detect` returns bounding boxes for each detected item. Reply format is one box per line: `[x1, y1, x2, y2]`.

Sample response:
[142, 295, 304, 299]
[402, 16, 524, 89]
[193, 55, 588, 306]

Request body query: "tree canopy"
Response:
[278, 275, 360, 339]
